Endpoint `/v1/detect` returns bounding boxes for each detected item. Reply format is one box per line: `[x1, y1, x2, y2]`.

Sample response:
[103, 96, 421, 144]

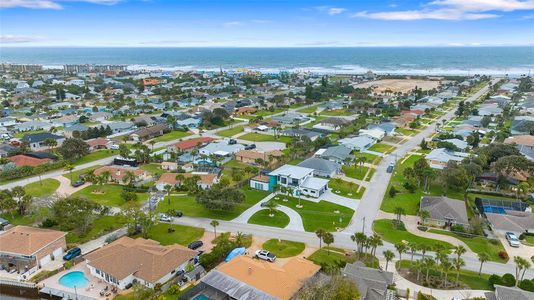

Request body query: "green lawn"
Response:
[328, 178, 365, 199]
[143, 223, 204, 246]
[66, 215, 127, 245]
[272, 195, 354, 232]
[396, 128, 417, 136]
[239, 132, 293, 144]
[224, 159, 256, 170]
[14, 129, 46, 138]
[151, 130, 192, 143]
[0, 211, 40, 226]
[252, 108, 285, 117]
[217, 125, 245, 137]
[373, 219, 453, 249]
[24, 178, 60, 197]
[320, 109, 353, 116]
[66, 165, 100, 183]
[72, 150, 118, 166]
[140, 163, 166, 176]
[157, 187, 270, 221]
[522, 235, 534, 246]
[342, 165, 373, 181]
[428, 229, 507, 262]
[396, 260, 492, 290]
[381, 154, 464, 215]
[308, 247, 378, 269]
[262, 239, 305, 258]
[248, 209, 290, 228]
[298, 105, 320, 113]
[357, 152, 383, 165]
[73, 184, 148, 207]
[368, 143, 395, 153]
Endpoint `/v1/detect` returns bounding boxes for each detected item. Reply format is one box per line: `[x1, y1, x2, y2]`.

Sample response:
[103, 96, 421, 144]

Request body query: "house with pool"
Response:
[250, 164, 329, 198]
[84, 236, 198, 289]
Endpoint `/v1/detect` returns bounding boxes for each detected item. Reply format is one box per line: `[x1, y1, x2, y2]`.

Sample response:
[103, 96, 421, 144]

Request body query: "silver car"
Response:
[505, 232, 520, 248]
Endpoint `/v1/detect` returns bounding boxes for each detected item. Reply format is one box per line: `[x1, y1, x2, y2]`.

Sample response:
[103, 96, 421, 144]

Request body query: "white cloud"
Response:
[327, 7, 346, 15]
[353, 0, 534, 21]
[223, 21, 243, 27]
[1, 0, 121, 9]
[0, 35, 41, 43]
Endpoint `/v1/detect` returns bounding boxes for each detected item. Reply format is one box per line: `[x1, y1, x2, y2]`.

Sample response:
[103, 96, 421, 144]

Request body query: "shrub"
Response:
[403, 182, 417, 193]
[167, 284, 180, 295]
[489, 239, 500, 245]
[519, 279, 534, 292]
[120, 190, 138, 202]
[105, 234, 118, 244]
[63, 261, 73, 270]
[450, 224, 465, 233]
[488, 274, 502, 287]
[40, 218, 58, 228]
[498, 251, 509, 260]
[501, 273, 516, 287]
[417, 226, 428, 231]
[389, 186, 398, 198]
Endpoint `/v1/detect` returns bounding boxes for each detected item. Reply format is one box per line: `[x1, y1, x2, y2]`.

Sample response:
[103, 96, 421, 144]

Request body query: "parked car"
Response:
[260, 201, 271, 207]
[109, 144, 120, 150]
[63, 247, 82, 261]
[71, 179, 85, 187]
[159, 213, 172, 222]
[245, 144, 256, 150]
[188, 241, 203, 250]
[386, 162, 395, 173]
[505, 232, 520, 247]
[255, 250, 276, 262]
[228, 139, 237, 145]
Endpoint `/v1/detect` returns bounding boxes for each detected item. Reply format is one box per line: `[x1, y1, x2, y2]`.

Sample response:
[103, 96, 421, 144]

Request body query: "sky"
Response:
[1, 0, 534, 47]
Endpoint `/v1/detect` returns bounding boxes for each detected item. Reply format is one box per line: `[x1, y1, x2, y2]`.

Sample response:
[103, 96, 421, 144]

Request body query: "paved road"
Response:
[347, 81, 494, 235]
[172, 214, 534, 279]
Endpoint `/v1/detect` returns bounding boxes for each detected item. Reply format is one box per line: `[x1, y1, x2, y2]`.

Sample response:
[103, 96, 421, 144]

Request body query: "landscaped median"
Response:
[248, 209, 290, 228]
[373, 219, 454, 249]
[271, 195, 354, 232]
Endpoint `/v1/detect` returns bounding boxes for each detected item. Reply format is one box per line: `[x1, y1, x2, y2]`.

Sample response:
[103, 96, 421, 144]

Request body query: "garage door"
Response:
[39, 255, 51, 267]
[52, 247, 63, 259]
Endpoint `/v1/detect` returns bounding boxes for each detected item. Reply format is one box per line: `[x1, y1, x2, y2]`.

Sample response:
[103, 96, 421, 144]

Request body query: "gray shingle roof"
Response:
[297, 157, 340, 174]
[420, 196, 469, 225]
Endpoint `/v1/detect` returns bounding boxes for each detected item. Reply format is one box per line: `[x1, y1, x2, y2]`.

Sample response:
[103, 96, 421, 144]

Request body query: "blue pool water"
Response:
[483, 206, 506, 214]
[58, 271, 89, 289]
[192, 295, 210, 300]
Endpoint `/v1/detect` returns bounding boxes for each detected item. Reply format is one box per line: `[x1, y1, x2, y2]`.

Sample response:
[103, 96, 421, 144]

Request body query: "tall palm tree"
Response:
[454, 257, 465, 286]
[454, 245, 467, 261]
[164, 184, 173, 205]
[64, 164, 75, 182]
[394, 207, 406, 224]
[149, 140, 156, 151]
[369, 234, 383, 258]
[210, 220, 219, 238]
[408, 242, 418, 264]
[315, 229, 326, 249]
[420, 244, 429, 259]
[351, 232, 367, 257]
[264, 201, 279, 216]
[418, 210, 430, 225]
[414, 259, 424, 282]
[122, 171, 137, 187]
[395, 242, 407, 261]
[322, 232, 334, 255]
[423, 257, 435, 282]
[521, 259, 532, 281]
[478, 252, 489, 275]
[441, 259, 453, 288]
[383, 250, 395, 271]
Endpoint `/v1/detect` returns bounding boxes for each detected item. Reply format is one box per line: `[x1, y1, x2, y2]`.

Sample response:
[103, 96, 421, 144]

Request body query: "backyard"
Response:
[66, 215, 127, 245]
[247, 209, 290, 228]
[373, 219, 453, 249]
[73, 184, 149, 207]
[157, 187, 270, 220]
[272, 195, 354, 232]
[262, 239, 305, 258]
[217, 125, 245, 137]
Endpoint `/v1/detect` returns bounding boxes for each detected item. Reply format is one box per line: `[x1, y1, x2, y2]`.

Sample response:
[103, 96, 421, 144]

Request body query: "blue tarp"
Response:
[225, 247, 246, 262]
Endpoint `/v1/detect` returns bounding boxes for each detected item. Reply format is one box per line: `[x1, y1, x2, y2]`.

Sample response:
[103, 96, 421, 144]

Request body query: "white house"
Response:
[269, 164, 329, 198]
[339, 135, 376, 151]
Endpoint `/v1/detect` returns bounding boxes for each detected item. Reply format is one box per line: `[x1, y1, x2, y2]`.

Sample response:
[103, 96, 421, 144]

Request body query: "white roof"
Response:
[359, 128, 385, 140]
[314, 148, 327, 156]
[301, 177, 329, 190]
[213, 150, 230, 156]
[269, 164, 313, 179]
[256, 125, 269, 130]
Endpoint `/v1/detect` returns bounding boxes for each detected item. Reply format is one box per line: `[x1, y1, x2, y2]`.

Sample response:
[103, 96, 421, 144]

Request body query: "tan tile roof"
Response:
[94, 166, 146, 181]
[235, 150, 283, 160]
[504, 135, 534, 147]
[8, 155, 51, 167]
[85, 237, 197, 283]
[0, 226, 66, 256]
[251, 175, 270, 183]
[157, 172, 218, 186]
[216, 256, 320, 299]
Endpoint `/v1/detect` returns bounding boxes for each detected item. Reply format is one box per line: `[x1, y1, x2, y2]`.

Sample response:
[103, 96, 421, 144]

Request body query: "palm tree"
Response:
[369, 234, 383, 258]
[454, 257, 465, 286]
[420, 244, 429, 259]
[441, 259, 453, 288]
[454, 245, 466, 261]
[64, 164, 75, 182]
[234, 232, 246, 247]
[164, 184, 173, 205]
[122, 171, 137, 187]
[395, 242, 407, 261]
[210, 220, 219, 238]
[418, 210, 430, 225]
[322, 232, 334, 255]
[408, 242, 418, 264]
[478, 252, 489, 275]
[521, 259, 532, 281]
[315, 229, 326, 249]
[394, 207, 405, 225]
[383, 250, 395, 271]
[351, 232, 367, 257]
[423, 257, 435, 283]
[264, 201, 279, 217]
[414, 259, 424, 282]
[149, 140, 156, 151]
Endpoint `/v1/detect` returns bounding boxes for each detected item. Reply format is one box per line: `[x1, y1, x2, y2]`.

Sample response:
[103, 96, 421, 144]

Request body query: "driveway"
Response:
[54, 175, 90, 197]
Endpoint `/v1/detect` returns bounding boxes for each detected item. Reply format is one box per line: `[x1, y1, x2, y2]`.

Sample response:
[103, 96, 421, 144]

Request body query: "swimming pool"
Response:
[483, 206, 506, 214]
[59, 271, 89, 289]
[192, 295, 211, 300]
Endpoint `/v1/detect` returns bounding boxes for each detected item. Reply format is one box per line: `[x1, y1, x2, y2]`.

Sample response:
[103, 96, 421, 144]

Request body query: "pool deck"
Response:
[40, 262, 113, 300]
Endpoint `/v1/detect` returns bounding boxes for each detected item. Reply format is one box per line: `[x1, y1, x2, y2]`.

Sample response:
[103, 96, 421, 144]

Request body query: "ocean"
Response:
[0, 47, 533, 76]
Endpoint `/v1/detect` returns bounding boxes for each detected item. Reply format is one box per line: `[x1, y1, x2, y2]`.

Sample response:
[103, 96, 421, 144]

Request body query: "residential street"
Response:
[346, 81, 495, 235]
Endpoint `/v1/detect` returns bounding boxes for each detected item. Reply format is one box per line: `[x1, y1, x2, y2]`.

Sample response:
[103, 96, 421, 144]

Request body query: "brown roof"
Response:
[235, 150, 283, 161]
[216, 256, 320, 299]
[85, 237, 197, 283]
[251, 175, 270, 183]
[0, 226, 66, 256]
[132, 124, 169, 138]
[86, 138, 110, 147]
[504, 135, 534, 147]
[235, 107, 257, 114]
[94, 166, 146, 181]
[157, 172, 218, 186]
[8, 155, 51, 167]
[172, 137, 215, 151]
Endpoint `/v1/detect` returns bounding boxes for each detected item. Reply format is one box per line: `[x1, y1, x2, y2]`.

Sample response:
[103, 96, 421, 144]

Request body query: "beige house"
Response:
[85, 237, 197, 289]
[94, 166, 151, 184]
[0, 226, 66, 276]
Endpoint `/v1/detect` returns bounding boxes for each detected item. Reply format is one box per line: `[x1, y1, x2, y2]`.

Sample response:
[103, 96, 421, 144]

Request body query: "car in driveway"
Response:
[386, 162, 395, 173]
[63, 247, 82, 261]
[159, 213, 172, 222]
[254, 250, 276, 262]
[71, 179, 85, 187]
[505, 232, 520, 247]
[188, 241, 203, 250]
